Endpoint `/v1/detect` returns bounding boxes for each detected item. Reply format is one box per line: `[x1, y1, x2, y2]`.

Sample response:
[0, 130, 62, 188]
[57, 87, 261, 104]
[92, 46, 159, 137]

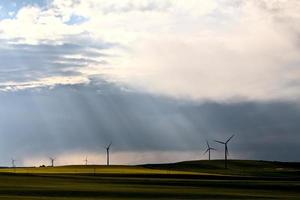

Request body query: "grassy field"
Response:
[0, 160, 299, 199]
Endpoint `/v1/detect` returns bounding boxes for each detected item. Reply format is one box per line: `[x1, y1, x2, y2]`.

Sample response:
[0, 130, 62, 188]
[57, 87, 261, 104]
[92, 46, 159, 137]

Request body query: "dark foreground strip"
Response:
[0, 173, 299, 192]
[1, 172, 299, 181]
[0, 190, 277, 199]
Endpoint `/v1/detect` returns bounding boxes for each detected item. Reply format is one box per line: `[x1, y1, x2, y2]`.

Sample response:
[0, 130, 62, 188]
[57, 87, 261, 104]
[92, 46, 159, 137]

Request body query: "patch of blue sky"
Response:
[0, 0, 47, 19]
[65, 14, 88, 25]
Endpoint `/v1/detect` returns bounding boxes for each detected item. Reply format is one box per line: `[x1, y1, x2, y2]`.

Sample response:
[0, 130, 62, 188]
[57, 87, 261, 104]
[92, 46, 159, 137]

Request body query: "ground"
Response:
[0, 160, 299, 199]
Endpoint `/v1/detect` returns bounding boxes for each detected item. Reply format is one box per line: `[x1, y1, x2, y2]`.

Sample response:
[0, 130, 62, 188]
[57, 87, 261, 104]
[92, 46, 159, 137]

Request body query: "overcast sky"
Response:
[0, 0, 300, 166]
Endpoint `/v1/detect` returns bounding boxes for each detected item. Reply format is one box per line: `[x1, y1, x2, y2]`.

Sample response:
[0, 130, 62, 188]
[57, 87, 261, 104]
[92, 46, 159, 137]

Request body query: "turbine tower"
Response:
[204, 141, 216, 160]
[84, 157, 88, 166]
[106, 142, 112, 166]
[11, 159, 16, 168]
[49, 157, 55, 167]
[214, 134, 235, 169]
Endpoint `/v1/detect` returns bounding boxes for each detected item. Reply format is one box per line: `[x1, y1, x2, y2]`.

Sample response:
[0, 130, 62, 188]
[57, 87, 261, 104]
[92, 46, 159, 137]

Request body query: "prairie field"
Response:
[0, 160, 299, 200]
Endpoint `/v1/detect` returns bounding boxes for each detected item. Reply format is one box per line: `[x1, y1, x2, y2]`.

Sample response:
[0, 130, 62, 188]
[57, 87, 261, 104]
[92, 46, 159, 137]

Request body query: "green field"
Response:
[0, 160, 299, 199]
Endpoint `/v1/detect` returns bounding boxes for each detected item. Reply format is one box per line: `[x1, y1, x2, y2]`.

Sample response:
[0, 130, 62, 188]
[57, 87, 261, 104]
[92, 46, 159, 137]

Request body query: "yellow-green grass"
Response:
[0, 165, 212, 176]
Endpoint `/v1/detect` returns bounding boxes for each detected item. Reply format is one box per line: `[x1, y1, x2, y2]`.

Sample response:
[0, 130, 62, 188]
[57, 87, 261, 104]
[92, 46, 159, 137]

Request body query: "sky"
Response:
[0, 0, 300, 166]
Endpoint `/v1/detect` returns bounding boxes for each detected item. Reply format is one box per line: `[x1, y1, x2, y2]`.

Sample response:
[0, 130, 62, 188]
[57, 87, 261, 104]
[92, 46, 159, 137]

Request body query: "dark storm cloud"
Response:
[0, 79, 299, 163]
[0, 35, 114, 83]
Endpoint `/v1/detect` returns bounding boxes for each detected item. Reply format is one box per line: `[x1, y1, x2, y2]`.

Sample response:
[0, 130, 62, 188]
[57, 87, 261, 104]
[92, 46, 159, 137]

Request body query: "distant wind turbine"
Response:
[49, 157, 55, 167]
[84, 157, 88, 166]
[11, 159, 16, 168]
[214, 134, 235, 169]
[106, 142, 112, 166]
[204, 141, 216, 161]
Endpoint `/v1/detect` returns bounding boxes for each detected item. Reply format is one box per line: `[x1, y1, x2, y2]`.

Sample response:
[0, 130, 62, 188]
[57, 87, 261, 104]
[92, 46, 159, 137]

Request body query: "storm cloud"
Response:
[0, 80, 299, 165]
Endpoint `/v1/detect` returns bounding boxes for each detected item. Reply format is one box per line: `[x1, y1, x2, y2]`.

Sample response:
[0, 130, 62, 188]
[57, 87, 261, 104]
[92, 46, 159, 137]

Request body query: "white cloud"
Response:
[100, 0, 300, 101]
[0, 76, 90, 91]
[0, 0, 300, 101]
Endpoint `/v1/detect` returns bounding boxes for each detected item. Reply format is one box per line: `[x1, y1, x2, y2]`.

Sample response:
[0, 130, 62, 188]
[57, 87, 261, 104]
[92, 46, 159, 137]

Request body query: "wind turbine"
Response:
[214, 134, 235, 169]
[204, 141, 216, 160]
[49, 157, 55, 167]
[105, 142, 112, 166]
[84, 157, 88, 166]
[11, 159, 16, 168]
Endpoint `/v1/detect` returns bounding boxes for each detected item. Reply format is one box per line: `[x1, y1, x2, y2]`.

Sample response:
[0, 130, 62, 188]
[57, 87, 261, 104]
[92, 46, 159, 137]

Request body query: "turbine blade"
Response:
[107, 142, 112, 149]
[203, 148, 209, 155]
[226, 134, 235, 143]
[206, 140, 210, 148]
[214, 140, 225, 144]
